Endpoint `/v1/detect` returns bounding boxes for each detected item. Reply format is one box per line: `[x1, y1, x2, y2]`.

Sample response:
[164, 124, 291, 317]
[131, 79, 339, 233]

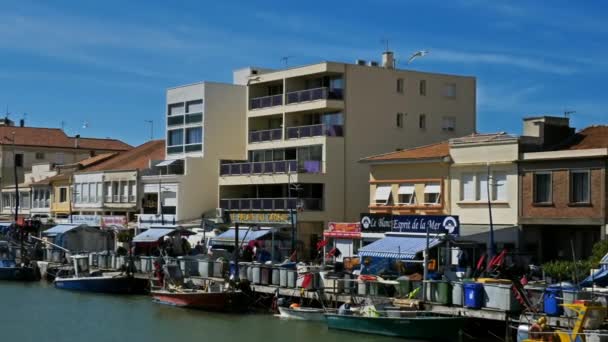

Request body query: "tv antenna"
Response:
[381, 38, 390, 52]
[281, 56, 293, 67]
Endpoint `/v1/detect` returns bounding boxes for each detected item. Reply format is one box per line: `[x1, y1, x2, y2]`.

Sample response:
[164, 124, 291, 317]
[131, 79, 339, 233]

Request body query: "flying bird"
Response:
[408, 50, 429, 64]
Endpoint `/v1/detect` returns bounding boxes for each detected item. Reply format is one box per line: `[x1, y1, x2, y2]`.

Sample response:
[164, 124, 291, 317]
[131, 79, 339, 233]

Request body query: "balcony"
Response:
[219, 197, 323, 211]
[286, 124, 343, 139]
[286, 87, 343, 105]
[249, 128, 282, 143]
[250, 94, 282, 110]
[167, 116, 184, 126]
[220, 160, 322, 176]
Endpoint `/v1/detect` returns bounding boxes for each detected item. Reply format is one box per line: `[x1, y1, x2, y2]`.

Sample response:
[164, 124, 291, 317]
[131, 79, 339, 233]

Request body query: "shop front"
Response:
[323, 222, 361, 262]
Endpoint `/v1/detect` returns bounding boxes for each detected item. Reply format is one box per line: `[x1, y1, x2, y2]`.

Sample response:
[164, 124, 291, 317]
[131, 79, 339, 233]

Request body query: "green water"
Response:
[0, 281, 399, 342]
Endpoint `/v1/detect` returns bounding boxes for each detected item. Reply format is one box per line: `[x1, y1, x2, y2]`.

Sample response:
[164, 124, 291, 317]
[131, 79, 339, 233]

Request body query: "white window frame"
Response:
[493, 172, 508, 201]
[424, 183, 441, 205]
[397, 184, 416, 205]
[461, 173, 476, 201]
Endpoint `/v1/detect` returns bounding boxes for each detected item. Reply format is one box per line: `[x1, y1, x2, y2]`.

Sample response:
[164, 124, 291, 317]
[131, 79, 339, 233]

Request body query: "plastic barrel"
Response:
[260, 266, 270, 285]
[464, 282, 484, 309]
[272, 268, 280, 286]
[279, 268, 288, 287]
[544, 287, 563, 316]
[287, 270, 297, 288]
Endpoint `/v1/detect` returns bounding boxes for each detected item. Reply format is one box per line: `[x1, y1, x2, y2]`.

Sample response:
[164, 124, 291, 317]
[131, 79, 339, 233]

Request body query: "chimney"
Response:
[75, 134, 80, 149]
[19, 119, 24, 127]
[382, 51, 395, 69]
[521, 116, 575, 150]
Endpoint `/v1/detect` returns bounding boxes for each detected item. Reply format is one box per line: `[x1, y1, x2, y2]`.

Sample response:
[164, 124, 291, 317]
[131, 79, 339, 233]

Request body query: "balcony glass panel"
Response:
[285, 87, 344, 104]
[185, 113, 203, 124]
[262, 199, 273, 210]
[229, 199, 240, 210]
[240, 199, 251, 210]
[220, 200, 229, 209]
[167, 116, 184, 126]
[274, 161, 286, 173]
[263, 162, 274, 173]
[220, 165, 230, 176]
[167, 146, 183, 154]
[230, 164, 241, 175]
[249, 128, 282, 143]
[274, 199, 285, 210]
[286, 124, 344, 139]
[250, 94, 283, 109]
[220, 197, 323, 211]
[252, 199, 262, 210]
[185, 144, 202, 152]
[241, 163, 251, 174]
[253, 163, 263, 174]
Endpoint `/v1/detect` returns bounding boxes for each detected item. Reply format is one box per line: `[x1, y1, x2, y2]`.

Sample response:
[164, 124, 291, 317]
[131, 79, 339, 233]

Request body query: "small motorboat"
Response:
[325, 304, 466, 340]
[0, 259, 39, 281]
[150, 264, 249, 313]
[278, 304, 325, 321]
[54, 255, 147, 294]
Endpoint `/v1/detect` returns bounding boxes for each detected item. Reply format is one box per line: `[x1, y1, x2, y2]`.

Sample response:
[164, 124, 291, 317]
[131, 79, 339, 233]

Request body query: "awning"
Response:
[581, 267, 608, 287]
[374, 185, 392, 202]
[424, 183, 441, 193]
[398, 184, 415, 195]
[132, 228, 175, 243]
[211, 229, 272, 246]
[43, 224, 81, 236]
[156, 159, 182, 167]
[358, 235, 442, 259]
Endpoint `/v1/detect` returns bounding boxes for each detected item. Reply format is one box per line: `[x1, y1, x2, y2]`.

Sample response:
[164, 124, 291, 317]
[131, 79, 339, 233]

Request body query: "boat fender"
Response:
[528, 323, 542, 340]
[290, 303, 301, 309]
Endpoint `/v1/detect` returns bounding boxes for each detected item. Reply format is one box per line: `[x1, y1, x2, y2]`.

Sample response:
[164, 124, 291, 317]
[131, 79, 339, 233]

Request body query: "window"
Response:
[478, 173, 489, 201]
[2, 194, 11, 208]
[112, 181, 119, 202]
[396, 113, 404, 128]
[570, 170, 590, 203]
[185, 127, 203, 144]
[59, 188, 67, 203]
[396, 78, 404, 93]
[493, 172, 508, 201]
[122, 182, 129, 202]
[14, 153, 23, 167]
[168, 103, 185, 116]
[186, 99, 203, 113]
[129, 181, 136, 202]
[419, 80, 426, 96]
[89, 183, 96, 203]
[168, 129, 183, 146]
[419, 114, 426, 129]
[424, 183, 441, 204]
[461, 173, 475, 201]
[97, 183, 103, 202]
[35, 152, 45, 160]
[444, 83, 456, 98]
[398, 184, 416, 205]
[105, 182, 112, 202]
[21, 192, 30, 209]
[374, 185, 392, 205]
[441, 116, 456, 131]
[82, 183, 89, 203]
[533, 172, 552, 204]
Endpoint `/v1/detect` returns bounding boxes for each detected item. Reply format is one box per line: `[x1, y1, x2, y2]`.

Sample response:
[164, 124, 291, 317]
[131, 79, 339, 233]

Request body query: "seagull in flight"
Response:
[408, 50, 429, 64]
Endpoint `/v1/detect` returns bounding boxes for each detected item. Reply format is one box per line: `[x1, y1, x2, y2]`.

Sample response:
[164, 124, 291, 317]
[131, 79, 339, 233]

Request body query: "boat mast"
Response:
[234, 222, 239, 285]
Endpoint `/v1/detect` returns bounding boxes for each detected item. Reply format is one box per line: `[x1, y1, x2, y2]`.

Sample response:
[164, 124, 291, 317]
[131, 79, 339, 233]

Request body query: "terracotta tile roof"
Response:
[361, 141, 450, 162]
[31, 153, 120, 185]
[556, 126, 608, 150]
[0, 126, 131, 151]
[78, 153, 119, 167]
[83, 140, 165, 172]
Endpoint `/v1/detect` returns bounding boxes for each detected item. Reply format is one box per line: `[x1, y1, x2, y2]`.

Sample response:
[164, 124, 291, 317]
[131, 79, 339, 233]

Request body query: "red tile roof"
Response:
[31, 153, 120, 185]
[361, 141, 450, 162]
[0, 126, 131, 151]
[84, 140, 165, 172]
[562, 126, 608, 150]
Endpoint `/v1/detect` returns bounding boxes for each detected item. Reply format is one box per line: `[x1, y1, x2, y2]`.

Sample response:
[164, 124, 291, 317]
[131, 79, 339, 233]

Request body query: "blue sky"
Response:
[0, 0, 606, 146]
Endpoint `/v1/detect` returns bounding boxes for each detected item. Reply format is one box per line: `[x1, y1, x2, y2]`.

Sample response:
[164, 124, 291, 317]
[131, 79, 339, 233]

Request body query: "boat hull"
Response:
[278, 307, 325, 321]
[0, 267, 38, 281]
[151, 290, 248, 313]
[325, 314, 467, 340]
[54, 276, 148, 294]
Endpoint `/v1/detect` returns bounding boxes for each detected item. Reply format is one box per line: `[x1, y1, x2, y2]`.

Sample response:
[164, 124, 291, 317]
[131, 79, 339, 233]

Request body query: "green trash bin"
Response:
[396, 277, 411, 297]
[424, 280, 452, 304]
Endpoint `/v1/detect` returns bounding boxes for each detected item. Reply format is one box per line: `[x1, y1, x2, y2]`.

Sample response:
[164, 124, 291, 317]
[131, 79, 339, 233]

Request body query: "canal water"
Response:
[0, 282, 399, 342]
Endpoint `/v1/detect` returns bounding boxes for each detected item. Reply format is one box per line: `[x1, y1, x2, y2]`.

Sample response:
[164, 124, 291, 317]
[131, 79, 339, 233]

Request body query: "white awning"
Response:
[424, 183, 441, 194]
[398, 184, 415, 195]
[374, 185, 392, 201]
[157, 159, 180, 167]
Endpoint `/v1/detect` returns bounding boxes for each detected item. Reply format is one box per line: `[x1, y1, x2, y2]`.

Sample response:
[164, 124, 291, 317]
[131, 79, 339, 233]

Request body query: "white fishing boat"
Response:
[278, 305, 325, 321]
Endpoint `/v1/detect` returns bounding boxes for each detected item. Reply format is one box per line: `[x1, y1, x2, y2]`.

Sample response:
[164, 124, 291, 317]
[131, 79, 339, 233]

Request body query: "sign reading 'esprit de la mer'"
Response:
[359, 213, 460, 236]
[229, 212, 296, 225]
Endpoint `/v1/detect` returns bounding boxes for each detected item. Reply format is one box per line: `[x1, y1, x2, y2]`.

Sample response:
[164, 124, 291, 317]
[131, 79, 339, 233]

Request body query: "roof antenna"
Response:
[61, 121, 65, 131]
[280, 56, 293, 67]
[381, 38, 390, 52]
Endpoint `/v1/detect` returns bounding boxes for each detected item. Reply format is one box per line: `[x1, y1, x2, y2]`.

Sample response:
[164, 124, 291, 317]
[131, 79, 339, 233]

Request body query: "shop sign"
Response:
[101, 216, 127, 229]
[228, 211, 296, 225]
[70, 215, 102, 226]
[138, 214, 177, 228]
[359, 213, 460, 236]
[324, 222, 361, 238]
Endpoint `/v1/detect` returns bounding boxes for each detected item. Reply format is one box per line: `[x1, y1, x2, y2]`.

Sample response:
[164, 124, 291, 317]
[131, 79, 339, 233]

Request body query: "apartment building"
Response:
[163, 82, 246, 222]
[72, 140, 165, 223]
[0, 163, 58, 219]
[519, 119, 608, 262]
[219, 52, 476, 257]
[0, 121, 131, 188]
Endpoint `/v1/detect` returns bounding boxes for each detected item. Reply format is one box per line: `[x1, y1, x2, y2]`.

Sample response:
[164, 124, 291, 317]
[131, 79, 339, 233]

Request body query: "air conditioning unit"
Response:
[355, 59, 366, 66]
[368, 61, 379, 67]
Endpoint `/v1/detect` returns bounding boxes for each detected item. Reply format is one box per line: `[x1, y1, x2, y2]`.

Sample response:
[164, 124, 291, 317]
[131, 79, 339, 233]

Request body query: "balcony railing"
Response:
[220, 197, 323, 211]
[286, 124, 344, 139]
[249, 128, 282, 143]
[250, 94, 283, 110]
[286, 87, 343, 105]
[220, 160, 323, 176]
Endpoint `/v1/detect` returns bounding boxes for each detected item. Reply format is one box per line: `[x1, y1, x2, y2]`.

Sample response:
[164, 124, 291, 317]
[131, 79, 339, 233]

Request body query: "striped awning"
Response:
[358, 235, 442, 260]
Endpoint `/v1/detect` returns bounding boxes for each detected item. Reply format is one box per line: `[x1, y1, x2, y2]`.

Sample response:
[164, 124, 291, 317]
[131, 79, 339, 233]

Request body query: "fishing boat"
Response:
[54, 255, 147, 294]
[150, 263, 248, 312]
[519, 302, 606, 341]
[0, 259, 39, 281]
[325, 311, 467, 340]
[278, 304, 325, 321]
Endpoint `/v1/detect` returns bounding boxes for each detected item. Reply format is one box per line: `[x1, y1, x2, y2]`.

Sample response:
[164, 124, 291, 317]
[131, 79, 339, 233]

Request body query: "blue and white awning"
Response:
[43, 224, 82, 236]
[358, 235, 442, 260]
[132, 228, 175, 243]
[211, 229, 272, 246]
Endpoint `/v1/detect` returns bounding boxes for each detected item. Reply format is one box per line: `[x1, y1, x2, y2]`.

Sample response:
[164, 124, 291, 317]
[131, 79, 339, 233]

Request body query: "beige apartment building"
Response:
[162, 82, 247, 223]
[219, 52, 477, 258]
